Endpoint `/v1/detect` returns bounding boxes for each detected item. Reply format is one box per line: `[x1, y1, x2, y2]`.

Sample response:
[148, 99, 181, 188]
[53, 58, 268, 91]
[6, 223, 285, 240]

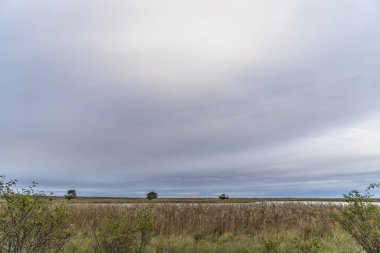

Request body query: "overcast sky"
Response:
[1, 1, 380, 197]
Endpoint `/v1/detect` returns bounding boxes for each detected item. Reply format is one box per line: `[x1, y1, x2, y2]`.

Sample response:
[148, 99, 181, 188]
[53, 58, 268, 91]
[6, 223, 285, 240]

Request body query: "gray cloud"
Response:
[1, 1, 380, 197]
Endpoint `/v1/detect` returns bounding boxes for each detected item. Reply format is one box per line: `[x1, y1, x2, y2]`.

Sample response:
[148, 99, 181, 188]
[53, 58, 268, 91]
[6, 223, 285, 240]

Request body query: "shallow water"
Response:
[74, 201, 380, 207]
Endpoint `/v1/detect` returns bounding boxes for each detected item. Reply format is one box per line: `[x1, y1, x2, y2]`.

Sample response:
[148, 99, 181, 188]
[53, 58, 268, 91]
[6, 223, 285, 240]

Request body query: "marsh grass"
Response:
[45, 197, 355, 204]
[55, 203, 366, 252]
[146, 232, 364, 253]
[63, 231, 364, 253]
[66, 203, 340, 236]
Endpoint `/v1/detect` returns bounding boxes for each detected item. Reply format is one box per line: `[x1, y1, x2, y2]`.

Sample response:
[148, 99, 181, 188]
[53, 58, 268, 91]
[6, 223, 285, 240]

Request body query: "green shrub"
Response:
[291, 235, 322, 253]
[93, 217, 139, 253]
[93, 208, 154, 253]
[337, 184, 380, 253]
[0, 176, 70, 253]
[135, 208, 154, 252]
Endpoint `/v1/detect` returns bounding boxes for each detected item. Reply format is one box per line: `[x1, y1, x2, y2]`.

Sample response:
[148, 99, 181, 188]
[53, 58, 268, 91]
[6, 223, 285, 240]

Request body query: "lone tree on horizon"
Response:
[146, 191, 158, 200]
[65, 189, 77, 201]
[219, 193, 229, 200]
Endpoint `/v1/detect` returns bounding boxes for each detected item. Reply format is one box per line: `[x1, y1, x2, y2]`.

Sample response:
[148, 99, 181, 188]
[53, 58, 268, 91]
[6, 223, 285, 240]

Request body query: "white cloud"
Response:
[1, 0, 380, 196]
[3, 1, 378, 95]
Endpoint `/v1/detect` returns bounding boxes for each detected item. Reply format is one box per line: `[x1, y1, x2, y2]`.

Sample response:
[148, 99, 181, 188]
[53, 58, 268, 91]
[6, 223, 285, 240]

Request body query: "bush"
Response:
[93, 208, 154, 253]
[337, 184, 380, 253]
[93, 217, 138, 253]
[135, 208, 154, 251]
[0, 176, 70, 253]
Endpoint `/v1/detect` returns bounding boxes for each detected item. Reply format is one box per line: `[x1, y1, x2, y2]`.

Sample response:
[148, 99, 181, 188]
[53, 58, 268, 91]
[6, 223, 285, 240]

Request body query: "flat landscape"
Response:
[2, 1, 380, 252]
[60, 199, 365, 252]
[57, 197, 349, 204]
[0, 179, 379, 253]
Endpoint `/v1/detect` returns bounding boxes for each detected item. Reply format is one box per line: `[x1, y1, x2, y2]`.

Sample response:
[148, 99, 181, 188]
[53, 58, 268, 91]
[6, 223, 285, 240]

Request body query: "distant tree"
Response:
[146, 191, 158, 200]
[219, 193, 228, 200]
[65, 189, 77, 201]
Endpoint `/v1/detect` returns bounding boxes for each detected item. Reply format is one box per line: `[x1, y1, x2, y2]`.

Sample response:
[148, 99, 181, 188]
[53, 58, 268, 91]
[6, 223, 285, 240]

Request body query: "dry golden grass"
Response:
[66, 203, 341, 236]
[56, 196, 349, 204]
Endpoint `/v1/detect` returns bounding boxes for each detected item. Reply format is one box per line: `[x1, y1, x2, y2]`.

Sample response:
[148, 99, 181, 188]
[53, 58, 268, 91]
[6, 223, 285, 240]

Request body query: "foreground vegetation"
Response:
[3, 176, 380, 252]
[63, 203, 364, 253]
[42, 196, 374, 204]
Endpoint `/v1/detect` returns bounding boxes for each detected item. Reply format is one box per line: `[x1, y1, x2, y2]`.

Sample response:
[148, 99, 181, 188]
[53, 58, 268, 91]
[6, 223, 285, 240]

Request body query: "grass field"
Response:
[59, 201, 366, 253]
[53, 196, 360, 204]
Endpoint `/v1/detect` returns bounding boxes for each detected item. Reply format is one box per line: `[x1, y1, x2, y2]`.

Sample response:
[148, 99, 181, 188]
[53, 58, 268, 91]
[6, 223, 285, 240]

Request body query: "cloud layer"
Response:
[1, 1, 380, 197]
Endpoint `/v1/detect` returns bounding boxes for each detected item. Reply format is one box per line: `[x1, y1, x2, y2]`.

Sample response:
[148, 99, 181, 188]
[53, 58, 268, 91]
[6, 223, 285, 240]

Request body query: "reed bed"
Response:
[56, 197, 348, 204]
[67, 203, 341, 236]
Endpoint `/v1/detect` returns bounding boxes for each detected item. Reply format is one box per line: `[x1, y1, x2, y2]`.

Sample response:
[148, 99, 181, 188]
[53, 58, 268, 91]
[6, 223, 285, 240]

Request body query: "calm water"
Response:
[76, 201, 380, 207]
